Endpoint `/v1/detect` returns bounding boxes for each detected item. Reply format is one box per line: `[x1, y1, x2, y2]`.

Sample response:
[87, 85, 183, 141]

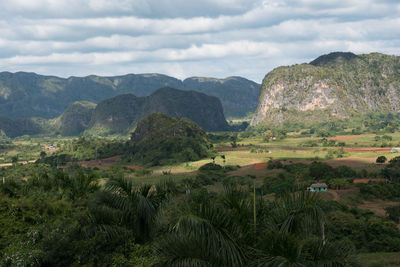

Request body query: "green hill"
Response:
[0, 72, 259, 119]
[86, 87, 230, 135]
[183, 76, 260, 117]
[51, 101, 97, 136]
[129, 113, 213, 166]
[252, 52, 400, 126]
[0, 116, 42, 138]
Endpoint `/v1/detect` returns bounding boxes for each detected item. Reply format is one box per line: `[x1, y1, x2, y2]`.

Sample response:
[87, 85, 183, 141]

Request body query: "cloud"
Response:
[0, 0, 399, 82]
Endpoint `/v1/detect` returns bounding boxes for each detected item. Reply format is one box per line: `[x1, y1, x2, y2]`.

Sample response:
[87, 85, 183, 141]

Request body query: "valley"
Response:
[1, 52, 400, 266]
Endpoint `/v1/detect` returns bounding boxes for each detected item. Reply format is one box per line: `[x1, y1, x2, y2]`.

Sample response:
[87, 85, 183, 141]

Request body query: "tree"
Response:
[11, 155, 18, 164]
[40, 151, 47, 159]
[385, 206, 400, 224]
[94, 176, 170, 244]
[382, 156, 400, 182]
[154, 203, 245, 266]
[221, 155, 226, 168]
[230, 134, 238, 148]
[376, 155, 387, 164]
[309, 161, 333, 180]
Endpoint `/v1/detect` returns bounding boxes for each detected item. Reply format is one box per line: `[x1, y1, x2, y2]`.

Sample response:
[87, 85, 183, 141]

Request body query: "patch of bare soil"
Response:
[335, 187, 360, 200]
[318, 191, 337, 201]
[358, 200, 399, 217]
[353, 178, 388, 184]
[253, 162, 268, 170]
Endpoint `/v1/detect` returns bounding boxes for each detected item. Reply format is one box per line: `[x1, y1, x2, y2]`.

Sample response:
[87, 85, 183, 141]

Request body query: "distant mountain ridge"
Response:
[252, 52, 400, 126]
[0, 87, 231, 137]
[0, 71, 259, 119]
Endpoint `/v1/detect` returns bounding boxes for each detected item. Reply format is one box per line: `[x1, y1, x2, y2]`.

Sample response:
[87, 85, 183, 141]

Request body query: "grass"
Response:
[358, 252, 400, 267]
[149, 132, 400, 175]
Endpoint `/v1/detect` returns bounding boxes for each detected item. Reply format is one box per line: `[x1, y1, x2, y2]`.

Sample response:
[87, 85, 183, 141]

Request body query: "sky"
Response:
[0, 0, 399, 83]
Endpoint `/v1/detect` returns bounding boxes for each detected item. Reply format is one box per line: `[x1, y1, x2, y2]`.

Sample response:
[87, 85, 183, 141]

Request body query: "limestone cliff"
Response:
[251, 52, 400, 126]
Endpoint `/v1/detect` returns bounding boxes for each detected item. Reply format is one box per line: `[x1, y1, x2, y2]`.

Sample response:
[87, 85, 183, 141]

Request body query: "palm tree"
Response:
[251, 232, 360, 267]
[221, 155, 226, 168]
[251, 191, 360, 266]
[264, 191, 325, 238]
[154, 203, 245, 266]
[94, 176, 170, 244]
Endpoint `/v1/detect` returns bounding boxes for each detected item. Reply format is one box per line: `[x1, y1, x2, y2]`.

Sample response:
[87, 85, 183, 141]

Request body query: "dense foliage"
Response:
[0, 157, 399, 266]
[128, 114, 214, 166]
[36, 137, 126, 166]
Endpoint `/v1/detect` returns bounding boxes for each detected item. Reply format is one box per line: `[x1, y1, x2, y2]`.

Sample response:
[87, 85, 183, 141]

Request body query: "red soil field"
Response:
[253, 162, 268, 170]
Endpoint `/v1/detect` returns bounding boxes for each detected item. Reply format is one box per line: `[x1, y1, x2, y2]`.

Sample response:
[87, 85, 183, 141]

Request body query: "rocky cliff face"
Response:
[251, 52, 400, 126]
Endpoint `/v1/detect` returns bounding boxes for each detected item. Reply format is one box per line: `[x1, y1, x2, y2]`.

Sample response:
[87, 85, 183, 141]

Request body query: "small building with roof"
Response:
[307, 182, 328, 192]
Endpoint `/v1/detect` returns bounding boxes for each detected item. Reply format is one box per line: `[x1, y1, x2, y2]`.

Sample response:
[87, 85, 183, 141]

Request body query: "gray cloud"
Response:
[0, 0, 399, 82]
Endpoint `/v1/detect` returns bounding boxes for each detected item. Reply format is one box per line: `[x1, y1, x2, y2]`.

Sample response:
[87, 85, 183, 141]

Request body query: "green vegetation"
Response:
[183, 76, 260, 118]
[359, 252, 400, 267]
[51, 101, 96, 136]
[0, 112, 399, 266]
[128, 114, 214, 166]
[0, 116, 42, 138]
[359, 183, 400, 201]
[253, 52, 400, 126]
[0, 72, 258, 122]
[86, 87, 231, 135]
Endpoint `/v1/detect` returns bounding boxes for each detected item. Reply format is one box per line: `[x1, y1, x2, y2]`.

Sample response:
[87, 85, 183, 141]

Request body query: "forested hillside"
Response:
[0, 72, 259, 119]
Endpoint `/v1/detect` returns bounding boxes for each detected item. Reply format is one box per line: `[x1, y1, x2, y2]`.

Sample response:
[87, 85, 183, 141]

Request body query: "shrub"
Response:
[199, 163, 223, 171]
[376, 156, 387, 164]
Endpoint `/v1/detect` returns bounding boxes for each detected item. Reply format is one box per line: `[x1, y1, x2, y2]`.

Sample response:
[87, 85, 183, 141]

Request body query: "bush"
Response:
[267, 160, 283, 169]
[199, 163, 223, 171]
[385, 206, 400, 222]
[376, 156, 387, 164]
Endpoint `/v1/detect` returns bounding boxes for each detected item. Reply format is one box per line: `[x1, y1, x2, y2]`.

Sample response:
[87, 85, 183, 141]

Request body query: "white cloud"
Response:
[0, 0, 399, 82]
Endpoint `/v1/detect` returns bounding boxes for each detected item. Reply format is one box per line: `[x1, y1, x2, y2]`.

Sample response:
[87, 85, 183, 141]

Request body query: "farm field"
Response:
[2, 133, 398, 174]
[150, 133, 400, 175]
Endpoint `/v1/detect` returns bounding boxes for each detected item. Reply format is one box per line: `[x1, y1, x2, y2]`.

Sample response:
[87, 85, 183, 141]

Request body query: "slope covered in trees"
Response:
[0, 72, 259, 119]
[86, 87, 230, 135]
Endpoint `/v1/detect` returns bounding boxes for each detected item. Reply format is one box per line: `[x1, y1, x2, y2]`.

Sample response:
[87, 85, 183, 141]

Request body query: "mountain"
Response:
[51, 101, 97, 136]
[0, 116, 41, 138]
[251, 52, 400, 126]
[183, 76, 260, 117]
[130, 113, 213, 166]
[0, 72, 259, 119]
[86, 87, 230, 135]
